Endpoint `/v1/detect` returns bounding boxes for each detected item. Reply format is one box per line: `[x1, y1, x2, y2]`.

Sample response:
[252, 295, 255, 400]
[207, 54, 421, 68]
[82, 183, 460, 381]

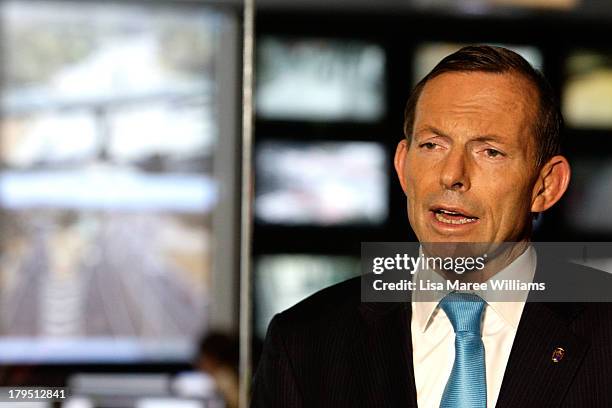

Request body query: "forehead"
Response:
[414, 71, 538, 140]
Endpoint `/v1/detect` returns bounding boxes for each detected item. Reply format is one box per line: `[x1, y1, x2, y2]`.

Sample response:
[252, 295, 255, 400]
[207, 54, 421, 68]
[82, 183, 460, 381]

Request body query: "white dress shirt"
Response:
[411, 246, 537, 408]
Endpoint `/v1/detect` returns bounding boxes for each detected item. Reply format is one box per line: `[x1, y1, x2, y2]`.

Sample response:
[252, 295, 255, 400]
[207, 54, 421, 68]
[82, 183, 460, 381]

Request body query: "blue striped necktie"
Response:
[439, 292, 487, 408]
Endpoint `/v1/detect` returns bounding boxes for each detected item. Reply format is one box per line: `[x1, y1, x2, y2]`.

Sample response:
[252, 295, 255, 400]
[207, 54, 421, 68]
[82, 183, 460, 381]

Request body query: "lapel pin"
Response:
[552, 347, 565, 363]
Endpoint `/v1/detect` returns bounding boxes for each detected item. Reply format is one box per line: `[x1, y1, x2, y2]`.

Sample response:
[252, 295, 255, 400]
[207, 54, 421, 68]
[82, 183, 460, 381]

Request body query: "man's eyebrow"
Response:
[414, 126, 450, 138]
[415, 127, 507, 144]
[470, 135, 507, 144]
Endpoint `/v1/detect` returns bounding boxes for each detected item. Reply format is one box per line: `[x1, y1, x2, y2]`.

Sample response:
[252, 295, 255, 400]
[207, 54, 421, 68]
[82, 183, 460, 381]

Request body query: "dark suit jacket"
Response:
[251, 257, 612, 407]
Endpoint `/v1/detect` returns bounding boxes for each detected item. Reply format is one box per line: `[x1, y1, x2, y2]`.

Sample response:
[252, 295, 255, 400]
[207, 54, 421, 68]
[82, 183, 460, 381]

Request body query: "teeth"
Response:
[439, 209, 460, 215]
[435, 212, 477, 225]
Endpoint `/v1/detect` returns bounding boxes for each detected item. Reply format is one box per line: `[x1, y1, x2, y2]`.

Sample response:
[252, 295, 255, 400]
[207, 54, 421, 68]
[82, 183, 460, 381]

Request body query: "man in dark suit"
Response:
[251, 45, 612, 407]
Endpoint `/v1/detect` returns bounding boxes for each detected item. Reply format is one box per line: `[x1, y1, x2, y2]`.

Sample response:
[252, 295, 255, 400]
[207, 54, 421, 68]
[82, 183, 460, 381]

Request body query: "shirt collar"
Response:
[483, 246, 536, 330]
[412, 245, 537, 333]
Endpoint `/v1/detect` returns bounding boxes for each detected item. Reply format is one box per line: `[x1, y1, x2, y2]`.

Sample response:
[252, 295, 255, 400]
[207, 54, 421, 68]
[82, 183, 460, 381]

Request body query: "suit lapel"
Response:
[354, 301, 418, 408]
[495, 300, 589, 408]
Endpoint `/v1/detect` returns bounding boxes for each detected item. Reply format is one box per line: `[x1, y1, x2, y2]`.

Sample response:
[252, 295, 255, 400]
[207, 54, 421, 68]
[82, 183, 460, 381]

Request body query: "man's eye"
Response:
[485, 148, 504, 158]
[419, 142, 438, 149]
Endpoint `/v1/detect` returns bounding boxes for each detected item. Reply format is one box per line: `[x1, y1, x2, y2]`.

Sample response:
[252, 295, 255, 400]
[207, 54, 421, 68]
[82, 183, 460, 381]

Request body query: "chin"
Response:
[427, 235, 481, 243]
[418, 226, 484, 243]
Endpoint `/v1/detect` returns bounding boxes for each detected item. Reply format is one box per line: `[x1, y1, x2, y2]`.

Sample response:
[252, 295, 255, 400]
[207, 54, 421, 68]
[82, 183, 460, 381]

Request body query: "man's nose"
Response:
[440, 148, 470, 191]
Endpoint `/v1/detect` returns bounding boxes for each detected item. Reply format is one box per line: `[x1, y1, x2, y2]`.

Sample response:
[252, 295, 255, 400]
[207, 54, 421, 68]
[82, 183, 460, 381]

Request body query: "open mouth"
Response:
[431, 207, 479, 225]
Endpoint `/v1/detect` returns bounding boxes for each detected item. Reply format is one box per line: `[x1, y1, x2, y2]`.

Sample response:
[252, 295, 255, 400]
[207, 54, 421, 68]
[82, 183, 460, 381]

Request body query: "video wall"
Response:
[252, 15, 612, 339]
[0, 0, 238, 363]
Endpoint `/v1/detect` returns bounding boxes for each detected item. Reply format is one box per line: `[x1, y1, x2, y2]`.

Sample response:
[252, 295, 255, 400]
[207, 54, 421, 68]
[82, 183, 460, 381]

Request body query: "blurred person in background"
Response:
[197, 332, 240, 408]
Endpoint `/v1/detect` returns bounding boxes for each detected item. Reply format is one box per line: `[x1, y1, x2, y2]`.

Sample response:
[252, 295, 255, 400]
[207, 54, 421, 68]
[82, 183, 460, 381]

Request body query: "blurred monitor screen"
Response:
[135, 399, 206, 408]
[413, 42, 543, 84]
[254, 255, 360, 338]
[255, 141, 388, 225]
[256, 37, 386, 121]
[62, 398, 94, 408]
[563, 51, 612, 128]
[0, 1, 237, 363]
[563, 159, 612, 234]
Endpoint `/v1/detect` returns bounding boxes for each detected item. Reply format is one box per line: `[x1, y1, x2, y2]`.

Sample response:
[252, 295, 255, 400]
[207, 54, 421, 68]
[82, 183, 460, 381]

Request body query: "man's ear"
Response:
[394, 139, 409, 194]
[531, 155, 571, 213]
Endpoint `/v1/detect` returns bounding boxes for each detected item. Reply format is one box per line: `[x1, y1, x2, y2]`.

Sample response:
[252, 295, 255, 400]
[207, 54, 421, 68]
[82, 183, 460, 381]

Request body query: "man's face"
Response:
[395, 71, 541, 244]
